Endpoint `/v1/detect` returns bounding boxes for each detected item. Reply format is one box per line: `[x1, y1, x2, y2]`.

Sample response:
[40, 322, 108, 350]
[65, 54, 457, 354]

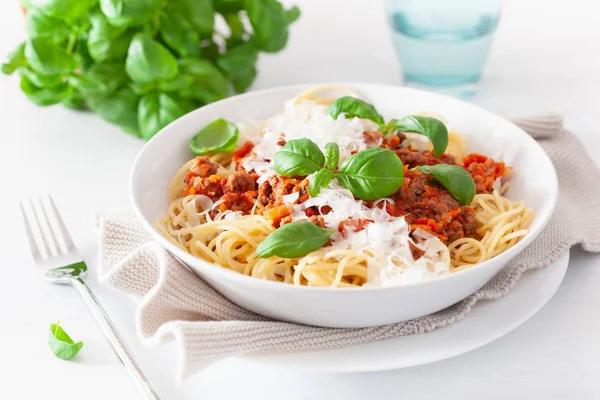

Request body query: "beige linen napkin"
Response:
[98, 114, 600, 381]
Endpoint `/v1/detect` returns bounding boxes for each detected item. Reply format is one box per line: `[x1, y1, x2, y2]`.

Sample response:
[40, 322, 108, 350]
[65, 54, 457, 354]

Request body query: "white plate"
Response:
[243, 251, 569, 372]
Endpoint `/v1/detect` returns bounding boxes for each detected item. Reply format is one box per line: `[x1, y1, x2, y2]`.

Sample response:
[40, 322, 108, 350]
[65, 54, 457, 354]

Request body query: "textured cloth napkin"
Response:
[98, 114, 600, 381]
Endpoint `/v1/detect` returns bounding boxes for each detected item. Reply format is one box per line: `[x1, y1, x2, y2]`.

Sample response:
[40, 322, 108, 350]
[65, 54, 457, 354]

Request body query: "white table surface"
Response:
[1, 0, 599, 398]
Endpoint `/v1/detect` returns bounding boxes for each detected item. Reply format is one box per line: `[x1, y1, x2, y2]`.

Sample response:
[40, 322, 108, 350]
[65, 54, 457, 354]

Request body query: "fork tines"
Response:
[20, 195, 74, 261]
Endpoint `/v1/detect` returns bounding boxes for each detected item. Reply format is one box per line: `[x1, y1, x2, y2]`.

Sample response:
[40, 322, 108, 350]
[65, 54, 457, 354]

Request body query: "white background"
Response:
[1, 0, 600, 398]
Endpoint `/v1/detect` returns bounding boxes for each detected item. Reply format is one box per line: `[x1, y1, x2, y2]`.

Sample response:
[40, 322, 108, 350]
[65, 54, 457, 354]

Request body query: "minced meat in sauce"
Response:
[182, 131, 509, 244]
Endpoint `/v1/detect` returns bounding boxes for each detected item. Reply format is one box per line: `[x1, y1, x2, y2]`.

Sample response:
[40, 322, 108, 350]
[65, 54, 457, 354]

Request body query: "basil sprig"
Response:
[386, 116, 448, 157]
[337, 147, 405, 201]
[257, 221, 334, 258]
[190, 118, 239, 155]
[49, 322, 84, 360]
[2, 0, 300, 140]
[417, 164, 476, 205]
[327, 96, 384, 126]
[273, 138, 404, 200]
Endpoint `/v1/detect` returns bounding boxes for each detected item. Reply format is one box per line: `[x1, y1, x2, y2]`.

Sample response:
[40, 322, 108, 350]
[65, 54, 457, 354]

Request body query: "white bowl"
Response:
[130, 83, 558, 328]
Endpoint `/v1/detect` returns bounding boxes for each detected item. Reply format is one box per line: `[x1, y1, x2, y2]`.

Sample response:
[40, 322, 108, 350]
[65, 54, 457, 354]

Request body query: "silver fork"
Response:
[20, 195, 161, 400]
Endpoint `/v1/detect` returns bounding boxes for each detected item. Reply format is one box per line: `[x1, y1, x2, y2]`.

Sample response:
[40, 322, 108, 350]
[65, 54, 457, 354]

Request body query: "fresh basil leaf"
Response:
[49, 322, 83, 360]
[337, 147, 404, 200]
[285, 5, 301, 24]
[84, 62, 127, 99]
[27, 0, 95, 20]
[25, 9, 71, 41]
[99, 0, 162, 27]
[88, 13, 133, 62]
[417, 164, 476, 205]
[244, 0, 290, 53]
[158, 74, 193, 92]
[74, 36, 94, 70]
[274, 138, 326, 177]
[18, 67, 63, 88]
[20, 74, 72, 106]
[225, 13, 244, 39]
[177, 58, 230, 103]
[324, 142, 339, 170]
[390, 116, 449, 157]
[232, 65, 256, 93]
[159, 14, 200, 58]
[91, 86, 140, 133]
[25, 38, 75, 75]
[217, 42, 257, 76]
[327, 96, 384, 126]
[257, 221, 333, 258]
[1, 42, 27, 75]
[189, 118, 239, 155]
[138, 92, 194, 139]
[308, 168, 335, 197]
[201, 41, 221, 62]
[214, 0, 244, 13]
[125, 33, 178, 84]
[130, 81, 156, 95]
[62, 91, 86, 110]
[69, 74, 108, 95]
[167, 0, 214, 37]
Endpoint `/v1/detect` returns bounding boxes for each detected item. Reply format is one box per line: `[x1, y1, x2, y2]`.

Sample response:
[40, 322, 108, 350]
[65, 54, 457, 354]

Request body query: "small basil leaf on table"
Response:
[90, 87, 140, 134]
[177, 58, 230, 103]
[257, 221, 334, 258]
[18, 67, 63, 88]
[190, 118, 239, 155]
[49, 322, 83, 360]
[389, 116, 448, 157]
[324, 142, 339, 170]
[337, 147, 404, 201]
[99, 0, 162, 28]
[159, 13, 201, 58]
[417, 164, 476, 205]
[25, 9, 71, 42]
[28, 0, 96, 20]
[125, 33, 178, 84]
[20, 75, 72, 106]
[274, 138, 326, 176]
[244, 0, 295, 53]
[138, 92, 194, 140]
[1, 42, 27, 75]
[25, 38, 75, 76]
[327, 96, 384, 126]
[308, 168, 335, 197]
[87, 13, 132, 63]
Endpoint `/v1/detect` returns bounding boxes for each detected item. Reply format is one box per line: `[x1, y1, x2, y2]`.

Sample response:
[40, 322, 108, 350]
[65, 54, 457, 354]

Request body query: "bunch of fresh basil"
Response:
[1, 0, 300, 140]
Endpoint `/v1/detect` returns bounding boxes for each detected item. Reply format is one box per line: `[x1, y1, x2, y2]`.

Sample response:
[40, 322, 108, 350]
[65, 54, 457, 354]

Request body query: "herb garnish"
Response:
[417, 164, 476, 205]
[256, 221, 334, 258]
[49, 322, 84, 360]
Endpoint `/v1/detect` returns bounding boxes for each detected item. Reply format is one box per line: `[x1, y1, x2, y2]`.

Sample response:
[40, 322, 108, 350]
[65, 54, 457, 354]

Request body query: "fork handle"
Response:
[71, 278, 161, 400]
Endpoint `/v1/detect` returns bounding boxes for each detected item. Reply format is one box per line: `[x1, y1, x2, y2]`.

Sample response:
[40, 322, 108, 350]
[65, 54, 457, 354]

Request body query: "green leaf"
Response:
[84, 62, 127, 100]
[74, 36, 94, 70]
[256, 221, 333, 258]
[177, 58, 230, 103]
[21, 74, 72, 106]
[88, 13, 133, 62]
[225, 13, 244, 38]
[324, 142, 339, 170]
[138, 92, 193, 140]
[92, 86, 140, 133]
[285, 5, 301, 24]
[327, 96, 384, 126]
[308, 168, 335, 197]
[274, 139, 326, 177]
[158, 74, 195, 92]
[231, 65, 256, 93]
[216, 42, 258, 92]
[18, 67, 64, 88]
[130, 81, 156, 95]
[1, 42, 27, 75]
[417, 164, 476, 205]
[27, 0, 96, 20]
[69, 74, 108, 95]
[159, 14, 201, 57]
[25, 9, 71, 41]
[189, 118, 239, 155]
[62, 92, 86, 110]
[25, 38, 75, 75]
[167, 0, 214, 37]
[201, 41, 220, 62]
[214, 0, 244, 13]
[337, 147, 404, 200]
[49, 322, 83, 360]
[99, 0, 162, 27]
[389, 116, 449, 157]
[244, 0, 290, 53]
[125, 33, 178, 84]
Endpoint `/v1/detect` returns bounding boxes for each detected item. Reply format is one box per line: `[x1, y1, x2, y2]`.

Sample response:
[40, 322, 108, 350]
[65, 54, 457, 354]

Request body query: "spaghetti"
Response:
[156, 87, 534, 287]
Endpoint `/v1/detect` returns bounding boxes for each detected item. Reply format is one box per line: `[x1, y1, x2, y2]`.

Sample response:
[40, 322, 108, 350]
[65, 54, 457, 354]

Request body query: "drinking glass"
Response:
[385, 0, 501, 98]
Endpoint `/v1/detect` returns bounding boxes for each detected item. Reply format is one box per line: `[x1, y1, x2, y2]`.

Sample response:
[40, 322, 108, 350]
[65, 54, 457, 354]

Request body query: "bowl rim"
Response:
[129, 82, 559, 293]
